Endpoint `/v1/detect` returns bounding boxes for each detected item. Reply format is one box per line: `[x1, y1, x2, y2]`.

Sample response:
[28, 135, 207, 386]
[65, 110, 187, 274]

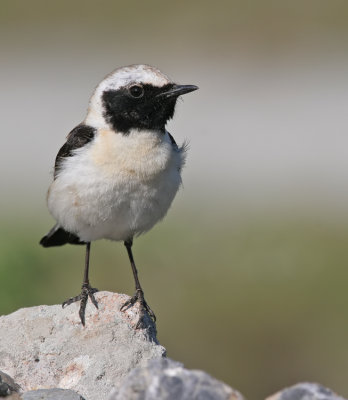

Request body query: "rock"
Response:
[266, 382, 348, 400]
[0, 292, 165, 400]
[109, 357, 244, 400]
[0, 370, 21, 396]
[22, 388, 85, 399]
[1, 395, 21, 400]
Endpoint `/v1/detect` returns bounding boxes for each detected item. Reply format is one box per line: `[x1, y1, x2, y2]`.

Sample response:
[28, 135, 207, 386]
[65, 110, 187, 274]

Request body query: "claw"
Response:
[62, 294, 82, 308]
[144, 303, 156, 321]
[120, 296, 137, 312]
[79, 295, 88, 326]
[62, 284, 99, 325]
[121, 289, 156, 329]
[88, 288, 99, 309]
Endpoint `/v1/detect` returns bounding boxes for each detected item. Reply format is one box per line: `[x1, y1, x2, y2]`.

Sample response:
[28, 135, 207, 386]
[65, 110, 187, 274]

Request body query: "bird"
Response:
[40, 64, 198, 328]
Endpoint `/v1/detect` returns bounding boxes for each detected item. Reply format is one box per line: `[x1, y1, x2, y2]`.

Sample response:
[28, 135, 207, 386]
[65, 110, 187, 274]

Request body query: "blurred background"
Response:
[1, 1, 348, 399]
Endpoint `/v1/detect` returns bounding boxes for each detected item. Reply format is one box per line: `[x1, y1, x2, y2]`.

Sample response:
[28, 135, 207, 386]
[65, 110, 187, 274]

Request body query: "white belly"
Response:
[47, 129, 184, 242]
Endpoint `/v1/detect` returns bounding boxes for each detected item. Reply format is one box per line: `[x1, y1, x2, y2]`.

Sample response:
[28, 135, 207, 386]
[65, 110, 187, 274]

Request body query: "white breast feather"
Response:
[47, 129, 184, 242]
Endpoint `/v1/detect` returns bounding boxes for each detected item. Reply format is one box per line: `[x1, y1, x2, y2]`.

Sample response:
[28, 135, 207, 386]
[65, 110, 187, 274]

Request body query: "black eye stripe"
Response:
[102, 83, 177, 134]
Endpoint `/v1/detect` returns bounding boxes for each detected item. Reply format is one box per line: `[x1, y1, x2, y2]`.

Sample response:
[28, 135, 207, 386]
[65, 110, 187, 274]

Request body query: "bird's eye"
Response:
[129, 85, 144, 98]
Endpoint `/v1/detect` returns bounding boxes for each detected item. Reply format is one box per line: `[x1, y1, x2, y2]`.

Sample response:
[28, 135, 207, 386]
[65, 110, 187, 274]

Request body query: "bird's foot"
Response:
[62, 283, 99, 326]
[120, 289, 156, 329]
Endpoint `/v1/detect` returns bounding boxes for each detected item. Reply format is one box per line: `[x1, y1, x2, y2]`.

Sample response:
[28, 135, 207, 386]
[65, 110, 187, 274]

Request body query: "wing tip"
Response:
[40, 225, 86, 247]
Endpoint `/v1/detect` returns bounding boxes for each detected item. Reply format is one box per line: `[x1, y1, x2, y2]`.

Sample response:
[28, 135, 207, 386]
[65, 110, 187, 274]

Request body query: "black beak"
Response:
[157, 84, 199, 99]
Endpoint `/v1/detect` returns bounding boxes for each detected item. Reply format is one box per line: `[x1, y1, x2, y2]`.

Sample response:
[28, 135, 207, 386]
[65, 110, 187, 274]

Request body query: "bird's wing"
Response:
[54, 124, 96, 179]
[40, 224, 86, 247]
[167, 131, 179, 150]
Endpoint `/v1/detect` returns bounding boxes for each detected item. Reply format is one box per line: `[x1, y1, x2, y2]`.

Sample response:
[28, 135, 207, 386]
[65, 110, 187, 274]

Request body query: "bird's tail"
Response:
[40, 224, 86, 247]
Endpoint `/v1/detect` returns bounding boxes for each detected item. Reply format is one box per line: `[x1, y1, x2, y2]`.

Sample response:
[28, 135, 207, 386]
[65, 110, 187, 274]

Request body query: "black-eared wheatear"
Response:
[40, 64, 198, 328]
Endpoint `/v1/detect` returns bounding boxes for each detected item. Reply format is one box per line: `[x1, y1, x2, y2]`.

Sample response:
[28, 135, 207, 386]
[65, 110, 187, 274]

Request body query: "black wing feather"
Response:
[40, 124, 96, 247]
[40, 225, 86, 247]
[167, 131, 178, 150]
[54, 124, 96, 179]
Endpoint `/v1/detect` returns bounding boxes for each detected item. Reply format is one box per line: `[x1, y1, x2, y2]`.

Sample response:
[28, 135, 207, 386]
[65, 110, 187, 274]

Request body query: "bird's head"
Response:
[85, 64, 198, 134]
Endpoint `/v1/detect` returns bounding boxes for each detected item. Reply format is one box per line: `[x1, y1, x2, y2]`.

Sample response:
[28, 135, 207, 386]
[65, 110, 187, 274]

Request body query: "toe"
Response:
[62, 294, 82, 308]
[89, 292, 99, 309]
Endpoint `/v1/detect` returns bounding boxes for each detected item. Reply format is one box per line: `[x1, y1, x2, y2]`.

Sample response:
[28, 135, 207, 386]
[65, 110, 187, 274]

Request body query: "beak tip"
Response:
[181, 84, 199, 94]
[157, 84, 199, 99]
[172, 84, 199, 97]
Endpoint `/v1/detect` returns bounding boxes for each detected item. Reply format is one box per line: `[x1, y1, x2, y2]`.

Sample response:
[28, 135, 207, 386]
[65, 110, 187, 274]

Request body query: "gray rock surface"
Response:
[109, 357, 244, 400]
[4, 293, 342, 400]
[0, 370, 21, 396]
[0, 394, 21, 400]
[0, 291, 165, 400]
[266, 382, 347, 400]
[22, 388, 85, 399]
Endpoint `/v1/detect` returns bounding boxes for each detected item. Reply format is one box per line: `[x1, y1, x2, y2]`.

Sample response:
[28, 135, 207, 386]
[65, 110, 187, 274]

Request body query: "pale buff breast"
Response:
[89, 128, 176, 181]
[47, 127, 184, 241]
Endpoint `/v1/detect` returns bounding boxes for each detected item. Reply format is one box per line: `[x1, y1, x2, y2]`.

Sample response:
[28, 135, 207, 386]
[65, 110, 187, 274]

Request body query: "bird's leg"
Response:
[120, 239, 156, 328]
[62, 242, 98, 325]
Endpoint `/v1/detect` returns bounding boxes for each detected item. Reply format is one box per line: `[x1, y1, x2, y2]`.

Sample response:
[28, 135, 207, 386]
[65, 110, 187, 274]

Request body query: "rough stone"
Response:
[266, 382, 347, 400]
[22, 388, 85, 399]
[0, 292, 165, 400]
[0, 370, 21, 396]
[1, 395, 21, 400]
[108, 357, 244, 400]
